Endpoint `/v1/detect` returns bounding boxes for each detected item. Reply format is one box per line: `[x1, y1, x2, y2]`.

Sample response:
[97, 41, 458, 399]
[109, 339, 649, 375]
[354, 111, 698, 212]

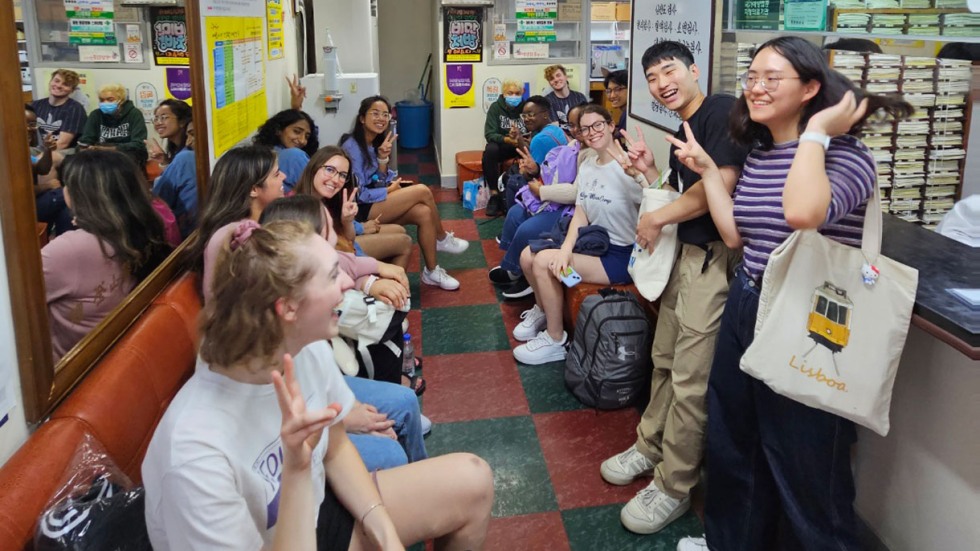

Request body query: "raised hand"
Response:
[272, 354, 340, 472]
[806, 90, 868, 137]
[286, 74, 307, 110]
[664, 121, 717, 176]
[621, 127, 657, 175]
[145, 137, 165, 162]
[362, 213, 382, 235]
[341, 187, 359, 222]
[378, 131, 396, 159]
[516, 146, 538, 176]
[42, 133, 58, 152]
[605, 141, 640, 177]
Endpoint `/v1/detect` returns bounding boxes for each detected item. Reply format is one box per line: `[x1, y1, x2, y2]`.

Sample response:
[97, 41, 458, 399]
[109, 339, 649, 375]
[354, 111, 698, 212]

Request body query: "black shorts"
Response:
[316, 481, 355, 550]
[355, 202, 375, 223]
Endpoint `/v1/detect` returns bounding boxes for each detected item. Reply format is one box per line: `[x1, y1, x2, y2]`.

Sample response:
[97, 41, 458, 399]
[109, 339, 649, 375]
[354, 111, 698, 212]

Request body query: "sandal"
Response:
[402, 373, 426, 396]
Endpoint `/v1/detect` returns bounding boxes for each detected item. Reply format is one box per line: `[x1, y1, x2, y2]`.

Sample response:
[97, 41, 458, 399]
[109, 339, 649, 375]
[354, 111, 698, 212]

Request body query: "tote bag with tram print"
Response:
[739, 180, 918, 436]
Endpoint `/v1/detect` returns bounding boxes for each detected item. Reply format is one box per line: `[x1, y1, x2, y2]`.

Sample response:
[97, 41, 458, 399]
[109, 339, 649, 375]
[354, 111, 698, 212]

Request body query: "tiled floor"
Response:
[396, 147, 704, 550]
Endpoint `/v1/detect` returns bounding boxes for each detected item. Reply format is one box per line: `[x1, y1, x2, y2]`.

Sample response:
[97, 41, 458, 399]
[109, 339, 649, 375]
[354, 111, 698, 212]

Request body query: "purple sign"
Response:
[166, 67, 192, 101]
[447, 64, 473, 96]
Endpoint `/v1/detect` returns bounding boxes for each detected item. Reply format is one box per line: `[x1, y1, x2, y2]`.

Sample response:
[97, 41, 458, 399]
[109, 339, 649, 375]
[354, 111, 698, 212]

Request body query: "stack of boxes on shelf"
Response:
[730, 43, 971, 230]
[830, 0, 977, 35]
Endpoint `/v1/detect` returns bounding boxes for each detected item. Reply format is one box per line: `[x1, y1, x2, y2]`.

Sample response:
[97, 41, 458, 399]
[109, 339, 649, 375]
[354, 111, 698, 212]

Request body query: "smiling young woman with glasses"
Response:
[146, 99, 192, 166]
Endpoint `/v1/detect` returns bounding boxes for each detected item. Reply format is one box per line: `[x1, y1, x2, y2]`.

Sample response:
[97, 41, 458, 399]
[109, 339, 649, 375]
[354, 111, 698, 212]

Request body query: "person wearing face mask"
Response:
[78, 83, 148, 167]
[482, 79, 527, 217]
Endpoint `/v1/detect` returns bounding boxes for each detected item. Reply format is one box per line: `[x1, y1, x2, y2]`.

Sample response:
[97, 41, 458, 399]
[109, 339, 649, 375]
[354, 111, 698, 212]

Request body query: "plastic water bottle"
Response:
[401, 333, 415, 378]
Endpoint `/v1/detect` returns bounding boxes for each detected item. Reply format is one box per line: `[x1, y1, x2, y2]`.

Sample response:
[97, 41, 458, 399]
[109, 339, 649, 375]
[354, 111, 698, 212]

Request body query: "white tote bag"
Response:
[740, 181, 918, 436]
[628, 170, 681, 302]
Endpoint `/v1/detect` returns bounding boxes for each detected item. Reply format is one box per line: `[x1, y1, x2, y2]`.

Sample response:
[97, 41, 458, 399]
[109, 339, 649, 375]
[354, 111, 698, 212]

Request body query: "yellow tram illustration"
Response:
[806, 282, 852, 354]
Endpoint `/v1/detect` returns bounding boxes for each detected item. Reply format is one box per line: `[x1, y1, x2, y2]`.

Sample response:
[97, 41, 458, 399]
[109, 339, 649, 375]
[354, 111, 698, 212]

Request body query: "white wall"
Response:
[0, 227, 29, 465]
[854, 326, 980, 550]
[377, 0, 433, 102]
[313, 0, 376, 74]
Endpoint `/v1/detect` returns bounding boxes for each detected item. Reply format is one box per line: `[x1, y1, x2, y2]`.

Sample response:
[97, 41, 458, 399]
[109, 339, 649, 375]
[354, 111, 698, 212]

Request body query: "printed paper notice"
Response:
[206, 16, 267, 157]
[513, 43, 549, 59]
[444, 64, 475, 109]
[65, 0, 116, 46]
[267, 0, 284, 60]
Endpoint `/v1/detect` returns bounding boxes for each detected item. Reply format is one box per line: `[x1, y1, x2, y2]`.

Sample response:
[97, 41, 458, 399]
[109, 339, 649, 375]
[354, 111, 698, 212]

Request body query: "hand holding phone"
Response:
[559, 266, 582, 287]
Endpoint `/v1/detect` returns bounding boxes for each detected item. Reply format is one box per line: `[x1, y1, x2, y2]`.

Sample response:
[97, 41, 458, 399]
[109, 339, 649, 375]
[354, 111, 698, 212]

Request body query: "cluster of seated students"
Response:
[31, 34, 935, 549]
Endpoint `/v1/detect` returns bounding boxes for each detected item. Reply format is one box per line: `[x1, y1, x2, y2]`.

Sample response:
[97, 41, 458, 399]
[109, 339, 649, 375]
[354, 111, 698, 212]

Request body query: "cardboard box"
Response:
[559, 1, 582, 21]
[616, 3, 631, 21]
[591, 2, 616, 21]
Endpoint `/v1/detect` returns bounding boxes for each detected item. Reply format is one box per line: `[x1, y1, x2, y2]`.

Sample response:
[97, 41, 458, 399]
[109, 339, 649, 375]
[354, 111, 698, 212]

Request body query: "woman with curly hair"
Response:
[253, 109, 319, 192]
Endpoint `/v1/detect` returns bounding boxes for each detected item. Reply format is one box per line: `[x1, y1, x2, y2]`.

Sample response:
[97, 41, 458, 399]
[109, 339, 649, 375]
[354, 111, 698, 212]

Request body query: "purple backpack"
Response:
[515, 140, 580, 216]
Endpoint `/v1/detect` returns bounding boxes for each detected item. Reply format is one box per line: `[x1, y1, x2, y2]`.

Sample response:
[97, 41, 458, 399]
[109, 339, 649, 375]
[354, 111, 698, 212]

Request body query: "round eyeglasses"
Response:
[739, 72, 801, 92]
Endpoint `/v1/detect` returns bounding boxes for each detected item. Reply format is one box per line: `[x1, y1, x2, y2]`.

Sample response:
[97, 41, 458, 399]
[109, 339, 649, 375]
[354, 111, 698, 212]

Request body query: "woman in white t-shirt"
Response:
[143, 220, 493, 551]
[511, 104, 644, 365]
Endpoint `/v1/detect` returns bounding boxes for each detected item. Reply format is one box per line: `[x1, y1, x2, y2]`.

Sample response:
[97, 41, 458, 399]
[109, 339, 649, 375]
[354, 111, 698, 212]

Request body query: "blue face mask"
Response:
[99, 101, 118, 115]
[504, 95, 522, 108]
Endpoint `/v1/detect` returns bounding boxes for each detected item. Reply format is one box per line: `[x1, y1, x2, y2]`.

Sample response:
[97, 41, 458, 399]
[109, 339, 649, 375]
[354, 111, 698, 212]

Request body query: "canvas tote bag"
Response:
[628, 169, 681, 302]
[740, 180, 918, 436]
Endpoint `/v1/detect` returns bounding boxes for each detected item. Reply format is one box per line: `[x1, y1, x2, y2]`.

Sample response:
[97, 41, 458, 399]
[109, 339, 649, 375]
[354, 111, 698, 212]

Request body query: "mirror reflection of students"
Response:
[77, 83, 149, 168]
[153, 120, 199, 239]
[26, 104, 72, 237]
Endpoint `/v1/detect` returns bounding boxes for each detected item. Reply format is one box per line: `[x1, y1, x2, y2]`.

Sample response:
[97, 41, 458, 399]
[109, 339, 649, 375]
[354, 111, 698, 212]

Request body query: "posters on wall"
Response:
[267, 0, 284, 60]
[166, 67, 193, 102]
[64, 0, 116, 46]
[205, 16, 267, 157]
[482, 77, 502, 113]
[783, 0, 828, 31]
[444, 64, 475, 109]
[515, 0, 557, 43]
[443, 7, 483, 63]
[151, 7, 189, 66]
[734, 0, 781, 30]
[135, 83, 159, 122]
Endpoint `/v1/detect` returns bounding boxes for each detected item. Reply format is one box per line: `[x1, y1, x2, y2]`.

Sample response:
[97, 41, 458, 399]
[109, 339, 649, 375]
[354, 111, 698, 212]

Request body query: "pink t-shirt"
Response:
[43, 230, 135, 361]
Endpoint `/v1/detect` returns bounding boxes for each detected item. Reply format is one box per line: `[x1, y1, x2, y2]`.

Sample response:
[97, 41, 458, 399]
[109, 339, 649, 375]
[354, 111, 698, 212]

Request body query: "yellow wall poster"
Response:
[443, 64, 475, 109]
[205, 16, 267, 158]
[267, 0, 284, 60]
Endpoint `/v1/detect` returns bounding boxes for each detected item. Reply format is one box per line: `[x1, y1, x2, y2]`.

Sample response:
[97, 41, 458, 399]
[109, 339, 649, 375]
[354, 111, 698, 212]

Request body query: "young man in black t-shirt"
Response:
[598, 41, 750, 536]
[543, 64, 588, 135]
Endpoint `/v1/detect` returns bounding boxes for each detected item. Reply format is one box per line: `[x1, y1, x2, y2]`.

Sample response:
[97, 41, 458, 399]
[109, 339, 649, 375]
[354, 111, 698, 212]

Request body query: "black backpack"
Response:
[565, 288, 653, 409]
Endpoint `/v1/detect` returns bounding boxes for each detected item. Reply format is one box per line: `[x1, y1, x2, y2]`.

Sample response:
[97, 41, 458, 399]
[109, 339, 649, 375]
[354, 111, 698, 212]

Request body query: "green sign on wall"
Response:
[735, 0, 781, 31]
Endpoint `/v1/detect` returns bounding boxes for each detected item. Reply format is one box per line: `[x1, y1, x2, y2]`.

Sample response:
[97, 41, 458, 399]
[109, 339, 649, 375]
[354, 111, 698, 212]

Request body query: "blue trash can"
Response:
[395, 101, 432, 149]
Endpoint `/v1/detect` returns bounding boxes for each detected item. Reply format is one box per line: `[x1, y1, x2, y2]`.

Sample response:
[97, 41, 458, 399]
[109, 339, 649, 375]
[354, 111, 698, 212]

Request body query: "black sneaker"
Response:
[489, 266, 519, 285]
[502, 276, 533, 299]
[485, 193, 505, 217]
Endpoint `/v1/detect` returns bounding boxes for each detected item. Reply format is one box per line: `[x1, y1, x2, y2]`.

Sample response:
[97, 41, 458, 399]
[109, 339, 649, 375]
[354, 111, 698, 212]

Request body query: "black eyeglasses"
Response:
[320, 165, 349, 181]
[739, 72, 802, 92]
[578, 120, 609, 136]
[606, 86, 627, 95]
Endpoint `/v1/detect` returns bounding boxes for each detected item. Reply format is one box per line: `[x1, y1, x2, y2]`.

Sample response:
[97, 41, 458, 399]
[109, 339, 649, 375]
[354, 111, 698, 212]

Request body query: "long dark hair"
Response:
[339, 95, 391, 175]
[253, 109, 319, 156]
[61, 150, 170, 280]
[294, 145, 353, 239]
[183, 145, 277, 273]
[730, 36, 912, 148]
[157, 99, 192, 158]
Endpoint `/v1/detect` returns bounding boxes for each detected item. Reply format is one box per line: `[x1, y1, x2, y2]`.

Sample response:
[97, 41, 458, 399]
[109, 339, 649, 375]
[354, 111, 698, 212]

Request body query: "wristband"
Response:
[362, 275, 379, 295]
[377, 157, 390, 164]
[799, 132, 830, 151]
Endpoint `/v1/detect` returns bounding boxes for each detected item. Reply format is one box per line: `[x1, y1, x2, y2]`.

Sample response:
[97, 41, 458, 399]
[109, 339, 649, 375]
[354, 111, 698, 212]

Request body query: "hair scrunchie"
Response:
[230, 220, 261, 251]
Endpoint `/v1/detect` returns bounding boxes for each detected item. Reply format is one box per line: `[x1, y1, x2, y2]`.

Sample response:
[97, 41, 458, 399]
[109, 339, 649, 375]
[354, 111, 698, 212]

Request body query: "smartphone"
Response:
[560, 266, 582, 288]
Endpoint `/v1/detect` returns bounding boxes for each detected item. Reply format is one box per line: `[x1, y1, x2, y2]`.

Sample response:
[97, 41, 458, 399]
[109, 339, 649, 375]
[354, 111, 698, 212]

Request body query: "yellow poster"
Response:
[266, 0, 284, 60]
[443, 64, 475, 109]
[205, 16, 267, 158]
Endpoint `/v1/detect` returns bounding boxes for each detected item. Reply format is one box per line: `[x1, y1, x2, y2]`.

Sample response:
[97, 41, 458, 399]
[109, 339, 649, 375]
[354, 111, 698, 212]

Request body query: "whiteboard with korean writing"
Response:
[629, 0, 714, 132]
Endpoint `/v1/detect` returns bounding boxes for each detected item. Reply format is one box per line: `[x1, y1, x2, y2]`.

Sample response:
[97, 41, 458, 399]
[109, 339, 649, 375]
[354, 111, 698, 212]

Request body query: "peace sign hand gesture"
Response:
[272, 353, 341, 472]
[341, 186, 359, 222]
[605, 141, 640, 178]
[516, 146, 538, 176]
[620, 127, 658, 175]
[286, 74, 307, 110]
[664, 121, 718, 176]
[378, 131, 396, 159]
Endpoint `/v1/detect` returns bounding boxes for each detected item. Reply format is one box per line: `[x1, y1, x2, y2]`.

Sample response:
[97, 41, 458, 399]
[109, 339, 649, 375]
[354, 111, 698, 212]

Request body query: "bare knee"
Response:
[453, 453, 494, 512]
[407, 204, 431, 225]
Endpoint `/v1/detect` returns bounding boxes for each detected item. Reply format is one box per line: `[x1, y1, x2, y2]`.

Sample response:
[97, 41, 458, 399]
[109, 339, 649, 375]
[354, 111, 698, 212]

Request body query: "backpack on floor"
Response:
[565, 288, 652, 409]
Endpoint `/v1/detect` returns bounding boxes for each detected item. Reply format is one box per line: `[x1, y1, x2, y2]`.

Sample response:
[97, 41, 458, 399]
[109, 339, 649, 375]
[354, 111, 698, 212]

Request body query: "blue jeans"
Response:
[36, 188, 73, 236]
[704, 268, 859, 551]
[499, 205, 564, 275]
[344, 376, 428, 472]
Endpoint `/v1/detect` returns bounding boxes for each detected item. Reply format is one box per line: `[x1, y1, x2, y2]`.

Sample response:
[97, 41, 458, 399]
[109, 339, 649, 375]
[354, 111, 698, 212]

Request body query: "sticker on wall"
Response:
[135, 83, 159, 121]
[78, 45, 120, 63]
[165, 67, 192, 102]
[124, 42, 144, 64]
[482, 77, 501, 113]
[267, 0, 284, 60]
[444, 64, 475, 109]
[494, 41, 510, 60]
[151, 6, 189, 66]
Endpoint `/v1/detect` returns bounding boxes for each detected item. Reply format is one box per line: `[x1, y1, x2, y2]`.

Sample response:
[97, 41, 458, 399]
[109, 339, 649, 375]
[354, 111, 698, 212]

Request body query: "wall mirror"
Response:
[1, 0, 211, 423]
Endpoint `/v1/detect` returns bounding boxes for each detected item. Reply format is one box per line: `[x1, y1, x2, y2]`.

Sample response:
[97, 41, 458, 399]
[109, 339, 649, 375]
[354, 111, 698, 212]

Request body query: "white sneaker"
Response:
[600, 444, 655, 485]
[677, 536, 708, 551]
[420, 414, 432, 436]
[620, 483, 691, 535]
[514, 330, 567, 365]
[436, 231, 469, 254]
[513, 304, 547, 341]
[421, 266, 460, 291]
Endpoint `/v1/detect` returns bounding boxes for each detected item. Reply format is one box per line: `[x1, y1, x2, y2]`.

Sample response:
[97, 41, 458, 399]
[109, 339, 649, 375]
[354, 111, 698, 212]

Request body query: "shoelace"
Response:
[526, 333, 554, 350]
[442, 231, 457, 243]
[620, 448, 651, 471]
[635, 487, 680, 519]
[519, 307, 541, 322]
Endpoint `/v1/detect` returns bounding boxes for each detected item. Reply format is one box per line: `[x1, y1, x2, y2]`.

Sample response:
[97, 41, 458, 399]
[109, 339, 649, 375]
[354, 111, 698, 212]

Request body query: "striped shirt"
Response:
[733, 134, 876, 281]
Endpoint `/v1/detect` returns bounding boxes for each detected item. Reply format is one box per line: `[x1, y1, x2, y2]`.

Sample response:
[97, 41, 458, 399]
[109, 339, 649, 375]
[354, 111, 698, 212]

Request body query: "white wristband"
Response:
[799, 132, 830, 151]
[362, 275, 379, 295]
[377, 157, 390, 165]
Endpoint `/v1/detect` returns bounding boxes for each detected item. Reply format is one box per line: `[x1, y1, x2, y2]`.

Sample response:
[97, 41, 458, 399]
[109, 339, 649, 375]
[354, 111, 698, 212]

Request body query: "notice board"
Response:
[629, 0, 714, 132]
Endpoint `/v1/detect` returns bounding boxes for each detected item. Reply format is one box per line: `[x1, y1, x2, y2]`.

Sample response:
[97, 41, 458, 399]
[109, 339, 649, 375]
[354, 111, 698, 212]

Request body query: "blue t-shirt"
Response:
[152, 149, 198, 239]
[529, 124, 568, 165]
[274, 146, 311, 193]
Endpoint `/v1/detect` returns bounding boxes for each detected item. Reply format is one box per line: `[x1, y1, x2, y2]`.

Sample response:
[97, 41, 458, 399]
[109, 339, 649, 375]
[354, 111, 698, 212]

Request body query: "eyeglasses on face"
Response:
[606, 86, 627, 95]
[739, 72, 801, 92]
[367, 109, 391, 120]
[578, 120, 609, 136]
[152, 115, 173, 123]
[320, 164, 350, 181]
[520, 110, 545, 120]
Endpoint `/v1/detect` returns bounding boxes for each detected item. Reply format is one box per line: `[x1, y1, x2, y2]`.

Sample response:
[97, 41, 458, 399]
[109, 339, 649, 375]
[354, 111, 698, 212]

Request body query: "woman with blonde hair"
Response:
[143, 219, 493, 550]
[78, 82, 148, 165]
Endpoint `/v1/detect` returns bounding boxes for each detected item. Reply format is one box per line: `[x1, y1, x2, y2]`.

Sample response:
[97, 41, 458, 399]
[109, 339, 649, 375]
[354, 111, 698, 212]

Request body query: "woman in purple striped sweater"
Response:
[668, 37, 911, 551]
